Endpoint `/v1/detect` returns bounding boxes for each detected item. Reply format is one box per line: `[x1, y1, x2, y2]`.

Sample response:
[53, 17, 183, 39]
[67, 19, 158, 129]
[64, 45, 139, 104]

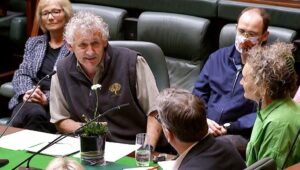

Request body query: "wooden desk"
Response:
[285, 162, 300, 170]
[0, 125, 22, 136]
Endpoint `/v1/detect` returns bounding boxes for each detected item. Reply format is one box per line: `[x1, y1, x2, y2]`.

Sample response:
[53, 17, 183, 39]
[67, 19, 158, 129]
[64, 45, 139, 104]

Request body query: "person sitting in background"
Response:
[9, 0, 73, 133]
[240, 42, 300, 169]
[46, 157, 83, 170]
[50, 11, 161, 148]
[156, 88, 246, 170]
[192, 7, 270, 156]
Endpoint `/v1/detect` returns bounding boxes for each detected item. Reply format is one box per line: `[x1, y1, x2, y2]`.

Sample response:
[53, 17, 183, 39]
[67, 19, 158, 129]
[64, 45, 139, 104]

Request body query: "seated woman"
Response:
[241, 42, 300, 169]
[8, 0, 73, 133]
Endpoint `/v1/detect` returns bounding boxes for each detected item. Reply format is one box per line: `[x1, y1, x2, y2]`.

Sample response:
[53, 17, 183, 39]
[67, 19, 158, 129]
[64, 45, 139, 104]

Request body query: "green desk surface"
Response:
[0, 147, 157, 170]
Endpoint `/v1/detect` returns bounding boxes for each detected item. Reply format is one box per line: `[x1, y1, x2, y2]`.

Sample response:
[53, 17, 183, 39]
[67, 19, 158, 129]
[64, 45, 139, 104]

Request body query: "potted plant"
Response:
[80, 84, 109, 166]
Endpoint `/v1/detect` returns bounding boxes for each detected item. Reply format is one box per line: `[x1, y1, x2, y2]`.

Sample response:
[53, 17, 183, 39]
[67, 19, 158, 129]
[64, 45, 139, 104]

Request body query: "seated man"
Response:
[192, 7, 270, 154]
[156, 88, 246, 170]
[50, 11, 161, 148]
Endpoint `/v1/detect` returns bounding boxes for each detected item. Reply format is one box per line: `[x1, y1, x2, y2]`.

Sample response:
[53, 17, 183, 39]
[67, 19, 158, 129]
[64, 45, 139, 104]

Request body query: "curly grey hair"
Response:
[64, 11, 109, 45]
[246, 41, 297, 99]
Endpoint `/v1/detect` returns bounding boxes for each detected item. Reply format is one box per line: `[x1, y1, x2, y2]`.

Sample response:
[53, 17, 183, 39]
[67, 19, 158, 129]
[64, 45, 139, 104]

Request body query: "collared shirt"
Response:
[246, 98, 300, 169]
[173, 141, 199, 170]
[50, 55, 158, 123]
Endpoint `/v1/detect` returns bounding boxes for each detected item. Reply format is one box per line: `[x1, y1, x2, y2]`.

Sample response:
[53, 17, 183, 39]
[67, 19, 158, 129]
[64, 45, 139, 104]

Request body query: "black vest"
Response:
[56, 45, 147, 144]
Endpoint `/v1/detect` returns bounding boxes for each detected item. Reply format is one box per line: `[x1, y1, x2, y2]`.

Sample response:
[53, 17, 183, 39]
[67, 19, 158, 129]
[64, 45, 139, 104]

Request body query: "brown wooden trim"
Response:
[26, 0, 39, 37]
[234, 0, 300, 8]
[0, 125, 22, 136]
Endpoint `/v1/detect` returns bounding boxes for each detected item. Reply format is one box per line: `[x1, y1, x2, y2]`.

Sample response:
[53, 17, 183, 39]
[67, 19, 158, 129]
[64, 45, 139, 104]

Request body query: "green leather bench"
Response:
[72, 3, 127, 40]
[137, 12, 212, 91]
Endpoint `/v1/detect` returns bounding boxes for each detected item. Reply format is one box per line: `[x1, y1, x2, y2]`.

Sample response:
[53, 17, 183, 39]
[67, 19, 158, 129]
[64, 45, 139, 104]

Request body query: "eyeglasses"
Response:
[237, 28, 259, 38]
[41, 9, 63, 19]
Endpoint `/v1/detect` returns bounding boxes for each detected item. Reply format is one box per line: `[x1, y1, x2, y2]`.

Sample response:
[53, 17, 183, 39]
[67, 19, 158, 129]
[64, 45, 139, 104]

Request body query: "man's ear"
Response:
[261, 31, 269, 43]
[163, 127, 174, 143]
[67, 43, 73, 52]
[103, 39, 108, 48]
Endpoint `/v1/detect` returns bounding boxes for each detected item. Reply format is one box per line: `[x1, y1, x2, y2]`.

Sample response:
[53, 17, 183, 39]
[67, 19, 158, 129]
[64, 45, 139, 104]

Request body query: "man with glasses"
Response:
[192, 7, 270, 157]
[156, 88, 246, 170]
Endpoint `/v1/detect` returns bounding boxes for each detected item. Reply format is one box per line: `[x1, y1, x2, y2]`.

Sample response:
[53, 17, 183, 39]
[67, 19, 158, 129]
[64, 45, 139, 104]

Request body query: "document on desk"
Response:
[26, 136, 80, 157]
[73, 141, 139, 162]
[0, 129, 58, 150]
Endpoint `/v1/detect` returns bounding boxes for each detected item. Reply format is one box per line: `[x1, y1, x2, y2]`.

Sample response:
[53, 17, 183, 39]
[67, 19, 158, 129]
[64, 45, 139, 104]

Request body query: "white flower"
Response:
[91, 84, 102, 90]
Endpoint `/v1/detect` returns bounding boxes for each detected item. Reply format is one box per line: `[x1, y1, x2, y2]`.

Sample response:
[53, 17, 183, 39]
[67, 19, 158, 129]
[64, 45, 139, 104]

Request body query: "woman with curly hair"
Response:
[240, 42, 300, 169]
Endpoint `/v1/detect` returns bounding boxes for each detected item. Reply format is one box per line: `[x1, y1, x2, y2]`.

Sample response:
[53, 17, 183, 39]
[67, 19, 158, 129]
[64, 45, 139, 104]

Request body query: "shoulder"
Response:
[209, 45, 236, 60]
[25, 34, 47, 49]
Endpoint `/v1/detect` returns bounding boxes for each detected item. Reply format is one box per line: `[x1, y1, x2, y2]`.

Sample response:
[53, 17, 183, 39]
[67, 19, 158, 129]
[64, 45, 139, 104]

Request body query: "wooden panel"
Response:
[234, 0, 300, 8]
[26, 0, 39, 37]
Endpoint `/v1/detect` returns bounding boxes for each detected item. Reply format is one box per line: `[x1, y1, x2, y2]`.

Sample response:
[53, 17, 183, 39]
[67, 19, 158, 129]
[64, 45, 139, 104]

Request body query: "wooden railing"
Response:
[234, 0, 300, 8]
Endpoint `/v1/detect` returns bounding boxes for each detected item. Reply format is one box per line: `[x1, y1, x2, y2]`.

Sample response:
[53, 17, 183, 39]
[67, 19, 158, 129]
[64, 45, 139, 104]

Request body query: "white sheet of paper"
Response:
[158, 160, 175, 170]
[73, 141, 139, 162]
[0, 129, 58, 150]
[25, 136, 80, 156]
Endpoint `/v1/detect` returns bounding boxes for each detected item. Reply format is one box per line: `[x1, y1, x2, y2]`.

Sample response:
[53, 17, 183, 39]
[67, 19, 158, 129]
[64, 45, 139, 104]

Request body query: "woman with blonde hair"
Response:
[46, 157, 84, 170]
[240, 41, 300, 169]
[9, 0, 73, 133]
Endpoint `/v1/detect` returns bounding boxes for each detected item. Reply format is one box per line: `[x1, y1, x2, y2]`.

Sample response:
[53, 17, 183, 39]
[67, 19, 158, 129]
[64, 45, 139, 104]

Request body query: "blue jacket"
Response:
[193, 45, 256, 138]
[9, 34, 70, 109]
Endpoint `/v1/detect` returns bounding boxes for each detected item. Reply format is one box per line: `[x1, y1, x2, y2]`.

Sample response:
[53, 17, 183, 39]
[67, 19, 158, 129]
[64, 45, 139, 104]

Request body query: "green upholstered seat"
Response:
[218, 0, 300, 30]
[72, 3, 127, 40]
[137, 12, 211, 91]
[109, 41, 169, 91]
[71, 0, 218, 18]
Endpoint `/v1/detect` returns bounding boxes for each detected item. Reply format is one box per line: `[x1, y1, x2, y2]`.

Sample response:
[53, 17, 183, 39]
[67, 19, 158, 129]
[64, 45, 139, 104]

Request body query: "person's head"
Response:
[64, 11, 109, 74]
[46, 157, 84, 170]
[36, 0, 73, 33]
[156, 88, 208, 145]
[235, 7, 270, 54]
[240, 42, 297, 104]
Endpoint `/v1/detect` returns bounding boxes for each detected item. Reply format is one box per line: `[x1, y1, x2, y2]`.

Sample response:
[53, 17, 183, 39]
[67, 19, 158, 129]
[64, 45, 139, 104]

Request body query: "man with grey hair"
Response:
[156, 88, 246, 170]
[49, 11, 161, 147]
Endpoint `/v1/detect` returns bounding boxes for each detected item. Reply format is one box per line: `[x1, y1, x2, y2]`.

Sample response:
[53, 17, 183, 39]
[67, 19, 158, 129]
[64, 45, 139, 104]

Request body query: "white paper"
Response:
[25, 136, 80, 156]
[73, 141, 139, 162]
[158, 160, 175, 170]
[0, 129, 58, 150]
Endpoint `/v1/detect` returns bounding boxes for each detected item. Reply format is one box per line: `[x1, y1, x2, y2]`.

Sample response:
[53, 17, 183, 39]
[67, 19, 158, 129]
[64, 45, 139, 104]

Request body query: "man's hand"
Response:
[23, 86, 48, 106]
[207, 118, 227, 136]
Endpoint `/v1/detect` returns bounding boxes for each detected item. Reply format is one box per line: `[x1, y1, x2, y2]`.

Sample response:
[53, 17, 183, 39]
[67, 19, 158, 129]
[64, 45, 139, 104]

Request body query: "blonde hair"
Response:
[36, 0, 73, 33]
[46, 157, 84, 170]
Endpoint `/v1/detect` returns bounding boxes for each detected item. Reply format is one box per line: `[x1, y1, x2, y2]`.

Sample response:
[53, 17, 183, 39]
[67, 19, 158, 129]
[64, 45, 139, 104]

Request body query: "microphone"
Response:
[0, 70, 57, 139]
[12, 103, 129, 170]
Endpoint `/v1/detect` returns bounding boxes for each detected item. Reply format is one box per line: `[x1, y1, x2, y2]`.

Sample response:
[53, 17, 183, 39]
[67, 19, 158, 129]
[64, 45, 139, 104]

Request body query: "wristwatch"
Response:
[223, 123, 231, 129]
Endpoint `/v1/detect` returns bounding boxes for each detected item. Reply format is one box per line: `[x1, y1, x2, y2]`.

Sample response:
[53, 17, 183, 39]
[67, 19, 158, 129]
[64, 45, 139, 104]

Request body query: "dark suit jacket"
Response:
[179, 135, 246, 170]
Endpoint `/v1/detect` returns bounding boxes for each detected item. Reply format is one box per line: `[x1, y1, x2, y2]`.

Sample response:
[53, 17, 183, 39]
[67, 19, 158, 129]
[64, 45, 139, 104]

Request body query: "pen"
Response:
[147, 165, 160, 170]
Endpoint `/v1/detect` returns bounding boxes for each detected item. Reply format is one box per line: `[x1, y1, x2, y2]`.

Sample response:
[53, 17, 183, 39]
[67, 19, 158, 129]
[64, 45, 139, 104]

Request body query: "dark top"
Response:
[36, 44, 60, 91]
[192, 45, 257, 138]
[179, 135, 246, 170]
